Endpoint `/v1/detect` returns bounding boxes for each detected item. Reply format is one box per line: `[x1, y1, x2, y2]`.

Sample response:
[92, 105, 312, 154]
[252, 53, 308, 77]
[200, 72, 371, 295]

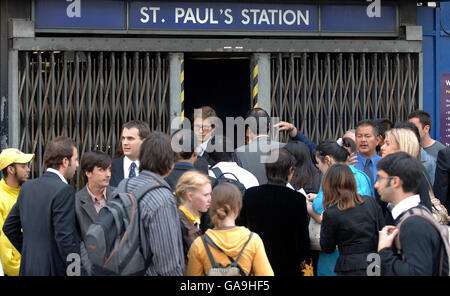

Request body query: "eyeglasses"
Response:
[376, 175, 395, 182]
[194, 125, 212, 131]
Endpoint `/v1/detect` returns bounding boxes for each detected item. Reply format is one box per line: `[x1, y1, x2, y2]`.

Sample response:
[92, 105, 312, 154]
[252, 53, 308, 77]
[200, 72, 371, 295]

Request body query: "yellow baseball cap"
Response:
[0, 148, 35, 171]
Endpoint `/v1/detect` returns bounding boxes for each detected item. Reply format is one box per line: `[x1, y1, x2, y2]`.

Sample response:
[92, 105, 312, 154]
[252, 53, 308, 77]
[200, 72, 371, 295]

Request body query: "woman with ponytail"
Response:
[308, 139, 373, 276]
[186, 183, 274, 276]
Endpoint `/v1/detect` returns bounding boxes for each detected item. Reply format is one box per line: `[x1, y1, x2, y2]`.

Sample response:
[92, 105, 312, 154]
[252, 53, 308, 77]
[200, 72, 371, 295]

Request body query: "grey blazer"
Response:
[233, 135, 285, 185]
[75, 185, 115, 240]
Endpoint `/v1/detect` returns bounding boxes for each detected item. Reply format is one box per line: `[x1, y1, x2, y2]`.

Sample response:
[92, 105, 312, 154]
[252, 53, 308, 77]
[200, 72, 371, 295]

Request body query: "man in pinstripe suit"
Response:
[121, 131, 185, 276]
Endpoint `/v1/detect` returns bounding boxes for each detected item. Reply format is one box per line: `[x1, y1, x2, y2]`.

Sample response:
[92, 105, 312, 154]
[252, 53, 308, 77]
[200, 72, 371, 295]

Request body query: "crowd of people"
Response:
[0, 106, 449, 276]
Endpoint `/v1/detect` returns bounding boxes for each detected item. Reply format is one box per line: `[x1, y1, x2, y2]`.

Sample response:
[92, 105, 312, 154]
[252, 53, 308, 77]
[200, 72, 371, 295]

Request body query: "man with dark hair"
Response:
[375, 152, 448, 276]
[0, 148, 34, 276]
[110, 120, 151, 187]
[408, 110, 445, 159]
[192, 106, 219, 167]
[3, 137, 81, 276]
[234, 108, 285, 184]
[76, 151, 114, 276]
[75, 151, 114, 240]
[119, 131, 184, 275]
[373, 118, 393, 155]
[354, 119, 381, 198]
[165, 129, 199, 190]
[208, 136, 259, 189]
[237, 148, 310, 275]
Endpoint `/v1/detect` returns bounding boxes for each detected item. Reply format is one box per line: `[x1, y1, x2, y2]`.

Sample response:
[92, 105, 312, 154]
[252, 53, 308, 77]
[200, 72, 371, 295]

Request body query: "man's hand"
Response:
[346, 153, 358, 166]
[274, 121, 298, 138]
[377, 225, 399, 252]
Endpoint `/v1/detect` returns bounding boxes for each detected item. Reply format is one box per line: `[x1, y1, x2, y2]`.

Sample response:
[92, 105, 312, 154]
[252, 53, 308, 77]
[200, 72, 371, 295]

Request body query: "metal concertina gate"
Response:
[270, 52, 419, 143]
[17, 50, 419, 188]
[18, 51, 170, 187]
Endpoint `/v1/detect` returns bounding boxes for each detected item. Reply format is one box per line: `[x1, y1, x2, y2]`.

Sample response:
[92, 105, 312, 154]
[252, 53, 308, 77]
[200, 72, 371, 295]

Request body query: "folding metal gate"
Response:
[271, 52, 420, 143]
[18, 51, 170, 186]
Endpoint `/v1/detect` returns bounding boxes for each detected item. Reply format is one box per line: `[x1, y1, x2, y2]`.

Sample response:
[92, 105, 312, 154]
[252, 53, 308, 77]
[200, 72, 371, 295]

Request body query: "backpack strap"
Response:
[211, 167, 243, 186]
[132, 181, 172, 202]
[394, 207, 450, 276]
[129, 180, 172, 270]
[202, 232, 254, 275]
[201, 235, 220, 269]
[116, 178, 130, 194]
[211, 167, 223, 179]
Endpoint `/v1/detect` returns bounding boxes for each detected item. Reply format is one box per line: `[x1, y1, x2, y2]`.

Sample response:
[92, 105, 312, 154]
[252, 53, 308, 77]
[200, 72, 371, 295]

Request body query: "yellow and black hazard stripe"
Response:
[252, 62, 258, 109]
[181, 58, 185, 120]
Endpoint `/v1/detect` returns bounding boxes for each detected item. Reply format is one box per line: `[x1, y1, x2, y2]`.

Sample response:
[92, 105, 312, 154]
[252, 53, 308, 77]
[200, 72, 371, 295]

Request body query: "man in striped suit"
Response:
[123, 131, 185, 276]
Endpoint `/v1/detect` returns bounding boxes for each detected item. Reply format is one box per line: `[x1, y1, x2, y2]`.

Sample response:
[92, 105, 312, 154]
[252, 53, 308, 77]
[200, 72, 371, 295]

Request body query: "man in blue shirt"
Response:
[354, 120, 381, 198]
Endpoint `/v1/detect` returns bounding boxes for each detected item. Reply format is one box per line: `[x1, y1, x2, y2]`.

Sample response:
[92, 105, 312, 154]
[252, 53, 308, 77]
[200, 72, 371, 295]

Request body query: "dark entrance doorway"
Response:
[184, 56, 250, 148]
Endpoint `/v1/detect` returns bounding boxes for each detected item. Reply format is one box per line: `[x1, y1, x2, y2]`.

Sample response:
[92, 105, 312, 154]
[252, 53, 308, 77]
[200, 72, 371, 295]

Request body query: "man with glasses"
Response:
[192, 106, 218, 167]
[375, 152, 448, 276]
[0, 149, 34, 276]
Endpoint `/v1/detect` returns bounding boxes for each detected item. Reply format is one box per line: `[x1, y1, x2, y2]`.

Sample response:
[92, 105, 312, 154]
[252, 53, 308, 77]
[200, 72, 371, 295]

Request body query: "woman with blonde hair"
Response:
[379, 126, 432, 223]
[186, 183, 274, 276]
[381, 128, 420, 160]
[175, 170, 212, 257]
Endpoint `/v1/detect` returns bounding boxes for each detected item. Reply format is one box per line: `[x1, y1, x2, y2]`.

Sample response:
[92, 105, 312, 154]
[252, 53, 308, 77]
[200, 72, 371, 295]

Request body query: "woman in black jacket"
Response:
[320, 164, 385, 276]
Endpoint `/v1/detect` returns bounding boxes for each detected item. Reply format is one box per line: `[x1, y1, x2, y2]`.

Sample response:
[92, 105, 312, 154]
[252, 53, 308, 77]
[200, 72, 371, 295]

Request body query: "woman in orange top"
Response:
[186, 183, 274, 276]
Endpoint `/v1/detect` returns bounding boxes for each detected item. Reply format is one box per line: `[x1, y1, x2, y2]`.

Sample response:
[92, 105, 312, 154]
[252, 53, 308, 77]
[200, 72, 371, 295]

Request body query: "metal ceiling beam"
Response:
[12, 37, 422, 53]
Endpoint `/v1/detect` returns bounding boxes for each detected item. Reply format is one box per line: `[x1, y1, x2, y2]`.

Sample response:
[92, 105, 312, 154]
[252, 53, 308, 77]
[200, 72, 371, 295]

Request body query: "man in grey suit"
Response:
[233, 108, 285, 184]
[76, 151, 115, 275]
[76, 151, 115, 240]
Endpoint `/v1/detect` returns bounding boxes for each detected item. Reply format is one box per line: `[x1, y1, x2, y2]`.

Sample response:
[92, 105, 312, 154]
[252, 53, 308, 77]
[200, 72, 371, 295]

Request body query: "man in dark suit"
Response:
[165, 129, 199, 191]
[433, 146, 450, 212]
[233, 108, 284, 184]
[237, 148, 310, 276]
[110, 120, 151, 187]
[376, 152, 448, 276]
[192, 106, 219, 168]
[3, 136, 81, 276]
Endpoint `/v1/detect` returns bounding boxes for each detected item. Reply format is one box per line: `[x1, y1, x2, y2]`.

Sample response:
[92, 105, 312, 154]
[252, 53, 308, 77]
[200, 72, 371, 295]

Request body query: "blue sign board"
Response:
[35, 0, 126, 29]
[129, 2, 318, 31]
[34, 1, 397, 34]
[321, 5, 397, 32]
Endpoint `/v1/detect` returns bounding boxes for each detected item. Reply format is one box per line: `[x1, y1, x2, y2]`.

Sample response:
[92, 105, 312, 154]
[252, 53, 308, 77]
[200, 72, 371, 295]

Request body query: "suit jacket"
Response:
[165, 162, 196, 191]
[321, 195, 385, 274]
[2, 172, 81, 276]
[379, 205, 449, 276]
[434, 146, 450, 211]
[233, 136, 285, 184]
[75, 185, 115, 240]
[110, 156, 124, 187]
[236, 183, 310, 276]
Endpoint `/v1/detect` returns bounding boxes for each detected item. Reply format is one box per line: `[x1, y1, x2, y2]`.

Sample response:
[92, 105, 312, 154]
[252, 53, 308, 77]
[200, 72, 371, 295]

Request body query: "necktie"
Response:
[364, 159, 373, 187]
[129, 162, 136, 178]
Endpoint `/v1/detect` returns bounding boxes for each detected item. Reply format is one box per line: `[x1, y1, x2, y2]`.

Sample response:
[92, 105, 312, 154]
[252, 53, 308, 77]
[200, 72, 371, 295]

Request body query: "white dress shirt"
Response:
[390, 194, 421, 221]
[46, 168, 68, 184]
[123, 156, 140, 179]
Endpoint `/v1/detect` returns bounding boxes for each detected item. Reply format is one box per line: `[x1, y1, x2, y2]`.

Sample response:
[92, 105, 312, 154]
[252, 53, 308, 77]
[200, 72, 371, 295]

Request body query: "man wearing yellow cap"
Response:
[0, 148, 34, 276]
